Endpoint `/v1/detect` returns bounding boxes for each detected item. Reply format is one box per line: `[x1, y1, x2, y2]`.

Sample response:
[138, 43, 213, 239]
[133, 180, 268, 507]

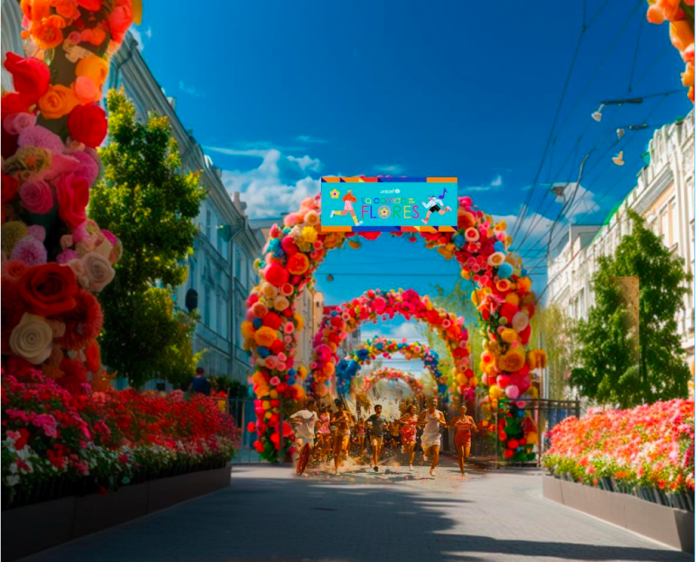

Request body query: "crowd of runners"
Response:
[290, 397, 479, 477]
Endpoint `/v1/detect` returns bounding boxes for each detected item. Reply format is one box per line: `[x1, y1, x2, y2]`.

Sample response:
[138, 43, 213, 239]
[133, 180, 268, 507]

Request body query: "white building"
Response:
[547, 112, 695, 362]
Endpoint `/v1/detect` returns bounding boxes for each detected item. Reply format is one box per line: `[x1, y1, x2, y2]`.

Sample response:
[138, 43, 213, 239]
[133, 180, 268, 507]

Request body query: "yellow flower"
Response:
[76, 55, 110, 88]
[301, 226, 318, 244]
[500, 329, 518, 344]
[254, 326, 277, 347]
[241, 321, 256, 341]
[1, 221, 28, 255]
[498, 348, 525, 372]
[329, 188, 340, 199]
[323, 232, 343, 249]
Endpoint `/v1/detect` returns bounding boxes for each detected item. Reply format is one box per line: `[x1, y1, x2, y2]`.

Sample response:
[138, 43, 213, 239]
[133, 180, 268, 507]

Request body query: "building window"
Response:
[206, 209, 211, 240]
[204, 286, 210, 326]
[189, 259, 196, 290]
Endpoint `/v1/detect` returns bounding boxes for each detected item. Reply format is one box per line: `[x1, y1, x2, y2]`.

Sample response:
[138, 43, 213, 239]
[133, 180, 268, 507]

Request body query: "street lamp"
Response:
[590, 96, 643, 121]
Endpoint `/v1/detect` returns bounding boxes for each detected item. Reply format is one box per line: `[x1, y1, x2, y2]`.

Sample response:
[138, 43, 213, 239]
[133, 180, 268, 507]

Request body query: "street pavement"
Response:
[22, 457, 691, 562]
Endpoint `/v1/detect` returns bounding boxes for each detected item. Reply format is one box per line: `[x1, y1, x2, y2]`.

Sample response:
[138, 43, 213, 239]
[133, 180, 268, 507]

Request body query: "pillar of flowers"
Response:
[2, 0, 135, 392]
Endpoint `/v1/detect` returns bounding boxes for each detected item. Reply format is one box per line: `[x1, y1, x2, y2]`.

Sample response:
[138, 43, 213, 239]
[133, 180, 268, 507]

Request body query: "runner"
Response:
[355, 418, 367, 457]
[331, 400, 353, 474]
[316, 406, 332, 463]
[289, 399, 318, 475]
[418, 397, 447, 477]
[397, 404, 419, 471]
[388, 419, 401, 454]
[366, 404, 387, 472]
[450, 404, 479, 477]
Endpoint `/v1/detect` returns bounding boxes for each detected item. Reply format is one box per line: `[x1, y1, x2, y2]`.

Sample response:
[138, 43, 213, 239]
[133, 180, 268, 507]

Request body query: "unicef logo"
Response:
[395, 188, 401, 194]
[378, 205, 391, 219]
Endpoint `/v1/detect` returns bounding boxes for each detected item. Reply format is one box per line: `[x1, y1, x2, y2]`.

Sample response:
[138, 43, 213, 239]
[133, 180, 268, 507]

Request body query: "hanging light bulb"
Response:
[616, 128, 625, 139]
[612, 151, 625, 166]
[591, 104, 605, 122]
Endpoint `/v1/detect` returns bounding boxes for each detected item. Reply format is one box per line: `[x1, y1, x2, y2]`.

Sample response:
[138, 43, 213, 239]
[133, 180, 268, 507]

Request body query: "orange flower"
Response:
[73, 76, 101, 103]
[38, 84, 79, 119]
[51, 0, 81, 19]
[80, 25, 108, 46]
[29, 18, 65, 50]
[76, 54, 110, 88]
[497, 347, 525, 372]
[21, 0, 50, 20]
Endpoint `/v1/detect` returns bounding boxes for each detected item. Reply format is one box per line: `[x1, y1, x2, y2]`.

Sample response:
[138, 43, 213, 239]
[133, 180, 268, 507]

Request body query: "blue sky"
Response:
[132, 0, 691, 353]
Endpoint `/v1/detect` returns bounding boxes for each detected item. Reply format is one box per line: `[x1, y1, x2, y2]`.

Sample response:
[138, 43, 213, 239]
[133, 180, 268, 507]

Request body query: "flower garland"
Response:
[1, 0, 135, 392]
[358, 367, 425, 401]
[243, 193, 543, 462]
[543, 399, 694, 494]
[646, 0, 694, 103]
[336, 337, 444, 401]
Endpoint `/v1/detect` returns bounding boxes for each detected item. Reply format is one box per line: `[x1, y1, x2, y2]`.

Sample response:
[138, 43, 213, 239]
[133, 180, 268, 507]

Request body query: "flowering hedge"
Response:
[2, 368, 238, 506]
[543, 399, 694, 494]
[336, 337, 442, 399]
[360, 367, 425, 401]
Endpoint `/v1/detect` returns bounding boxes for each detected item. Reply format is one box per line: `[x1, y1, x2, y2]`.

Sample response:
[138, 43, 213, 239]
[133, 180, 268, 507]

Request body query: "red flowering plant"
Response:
[543, 399, 694, 504]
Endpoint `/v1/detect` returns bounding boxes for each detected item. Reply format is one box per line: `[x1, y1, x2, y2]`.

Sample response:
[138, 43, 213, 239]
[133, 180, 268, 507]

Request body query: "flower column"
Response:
[1, 0, 135, 391]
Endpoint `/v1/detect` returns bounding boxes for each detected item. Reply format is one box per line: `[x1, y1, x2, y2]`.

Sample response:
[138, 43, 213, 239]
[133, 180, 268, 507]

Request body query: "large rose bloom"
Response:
[18, 263, 78, 316]
[81, 252, 115, 292]
[9, 313, 53, 364]
[55, 171, 89, 229]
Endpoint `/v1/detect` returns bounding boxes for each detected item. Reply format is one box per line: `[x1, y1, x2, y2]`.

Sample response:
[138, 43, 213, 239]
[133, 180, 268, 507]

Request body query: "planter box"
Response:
[542, 475, 694, 553]
[2, 465, 231, 562]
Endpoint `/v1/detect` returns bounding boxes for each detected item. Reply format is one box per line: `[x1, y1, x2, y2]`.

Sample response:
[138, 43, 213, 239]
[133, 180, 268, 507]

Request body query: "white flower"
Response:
[9, 313, 53, 364]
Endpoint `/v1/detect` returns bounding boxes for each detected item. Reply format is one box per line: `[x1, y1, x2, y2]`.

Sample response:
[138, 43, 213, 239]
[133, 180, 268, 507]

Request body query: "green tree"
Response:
[570, 211, 692, 407]
[535, 304, 575, 400]
[90, 90, 207, 387]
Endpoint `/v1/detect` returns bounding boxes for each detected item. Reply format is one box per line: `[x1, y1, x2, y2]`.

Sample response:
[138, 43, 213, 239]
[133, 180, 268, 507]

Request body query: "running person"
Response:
[418, 397, 447, 477]
[366, 404, 387, 472]
[398, 404, 419, 471]
[450, 404, 479, 477]
[330, 190, 363, 226]
[316, 406, 332, 463]
[290, 400, 318, 474]
[331, 401, 353, 474]
[421, 187, 452, 225]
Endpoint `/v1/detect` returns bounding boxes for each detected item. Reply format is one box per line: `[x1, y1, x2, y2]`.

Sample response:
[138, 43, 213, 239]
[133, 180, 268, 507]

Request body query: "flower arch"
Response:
[336, 337, 443, 400]
[315, 290, 470, 400]
[359, 367, 425, 401]
[243, 193, 545, 462]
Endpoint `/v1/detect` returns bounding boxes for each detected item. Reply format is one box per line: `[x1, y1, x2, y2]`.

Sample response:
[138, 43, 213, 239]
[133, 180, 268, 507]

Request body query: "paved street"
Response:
[23, 459, 690, 562]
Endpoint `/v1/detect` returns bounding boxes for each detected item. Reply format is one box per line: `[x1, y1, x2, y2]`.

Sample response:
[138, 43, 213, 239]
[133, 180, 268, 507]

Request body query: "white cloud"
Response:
[129, 26, 152, 50]
[360, 322, 421, 343]
[296, 135, 327, 144]
[465, 174, 503, 192]
[213, 148, 321, 218]
[553, 182, 599, 220]
[374, 164, 405, 175]
[178, 81, 203, 98]
[287, 154, 322, 172]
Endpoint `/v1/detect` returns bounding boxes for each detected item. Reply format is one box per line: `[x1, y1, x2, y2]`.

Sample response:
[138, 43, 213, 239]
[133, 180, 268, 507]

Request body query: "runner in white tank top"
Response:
[418, 397, 447, 477]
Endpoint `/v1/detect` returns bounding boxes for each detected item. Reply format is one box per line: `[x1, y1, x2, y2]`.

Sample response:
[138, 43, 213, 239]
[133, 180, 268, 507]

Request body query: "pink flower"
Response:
[269, 376, 281, 386]
[27, 225, 46, 242]
[19, 179, 54, 214]
[3, 112, 37, 135]
[17, 125, 64, 153]
[56, 249, 79, 264]
[55, 172, 90, 229]
[10, 237, 47, 266]
[72, 151, 100, 186]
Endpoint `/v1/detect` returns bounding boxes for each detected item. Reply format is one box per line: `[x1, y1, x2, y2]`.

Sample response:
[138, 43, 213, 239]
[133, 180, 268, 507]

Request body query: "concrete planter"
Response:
[2, 465, 231, 562]
[542, 475, 694, 553]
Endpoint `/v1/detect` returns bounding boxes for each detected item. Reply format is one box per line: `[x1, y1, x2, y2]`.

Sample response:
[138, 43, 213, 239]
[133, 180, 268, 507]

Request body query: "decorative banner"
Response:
[320, 177, 458, 232]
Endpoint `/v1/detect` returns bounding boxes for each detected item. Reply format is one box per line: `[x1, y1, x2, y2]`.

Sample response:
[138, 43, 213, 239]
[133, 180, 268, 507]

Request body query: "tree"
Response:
[535, 304, 575, 400]
[570, 211, 692, 407]
[89, 90, 207, 387]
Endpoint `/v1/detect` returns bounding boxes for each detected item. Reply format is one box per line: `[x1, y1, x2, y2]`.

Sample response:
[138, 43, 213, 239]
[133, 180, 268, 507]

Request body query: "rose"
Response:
[38, 85, 80, 120]
[9, 313, 53, 364]
[1, 93, 33, 123]
[55, 172, 89, 229]
[67, 103, 107, 148]
[18, 263, 78, 316]
[2, 173, 19, 204]
[19, 179, 53, 214]
[78, 0, 103, 11]
[73, 76, 101, 103]
[76, 55, 110, 88]
[3, 53, 50, 103]
[81, 252, 115, 292]
[3, 112, 37, 135]
[67, 259, 90, 288]
[108, 0, 134, 44]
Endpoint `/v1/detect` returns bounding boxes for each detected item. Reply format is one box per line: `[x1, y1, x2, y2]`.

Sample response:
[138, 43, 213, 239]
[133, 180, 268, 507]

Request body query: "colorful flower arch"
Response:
[243, 193, 545, 462]
[359, 367, 425, 401]
[336, 337, 443, 400]
[315, 290, 469, 400]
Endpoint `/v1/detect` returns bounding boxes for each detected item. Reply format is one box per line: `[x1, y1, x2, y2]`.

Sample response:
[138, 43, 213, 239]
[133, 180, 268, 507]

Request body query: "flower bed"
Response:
[2, 368, 238, 510]
[542, 399, 694, 510]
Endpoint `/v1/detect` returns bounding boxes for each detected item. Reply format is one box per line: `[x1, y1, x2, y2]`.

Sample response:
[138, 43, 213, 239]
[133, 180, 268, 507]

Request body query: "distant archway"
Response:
[360, 367, 425, 402]
[336, 337, 444, 400]
[243, 192, 545, 462]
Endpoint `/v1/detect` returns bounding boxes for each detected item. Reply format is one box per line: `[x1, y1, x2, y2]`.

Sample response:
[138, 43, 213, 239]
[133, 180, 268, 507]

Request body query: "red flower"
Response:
[78, 0, 103, 11]
[2, 172, 19, 203]
[67, 103, 108, 148]
[55, 171, 90, 229]
[3, 53, 50, 103]
[85, 341, 101, 373]
[1, 92, 33, 120]
[18, 263, 78, 317]
[55, 289, 103, 350]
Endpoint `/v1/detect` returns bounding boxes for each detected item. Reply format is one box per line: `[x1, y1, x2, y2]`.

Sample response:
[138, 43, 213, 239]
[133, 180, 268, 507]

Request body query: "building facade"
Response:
[547, 113, 695, 363]
[106, 34, 264, 385]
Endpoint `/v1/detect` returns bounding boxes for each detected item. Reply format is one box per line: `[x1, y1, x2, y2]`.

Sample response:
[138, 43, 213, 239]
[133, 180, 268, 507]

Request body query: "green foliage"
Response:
[535, 304, 575, 399]
[90, 90, 207, 387]
[208, 376, 248, 398]
[570, 211, 692, 407]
